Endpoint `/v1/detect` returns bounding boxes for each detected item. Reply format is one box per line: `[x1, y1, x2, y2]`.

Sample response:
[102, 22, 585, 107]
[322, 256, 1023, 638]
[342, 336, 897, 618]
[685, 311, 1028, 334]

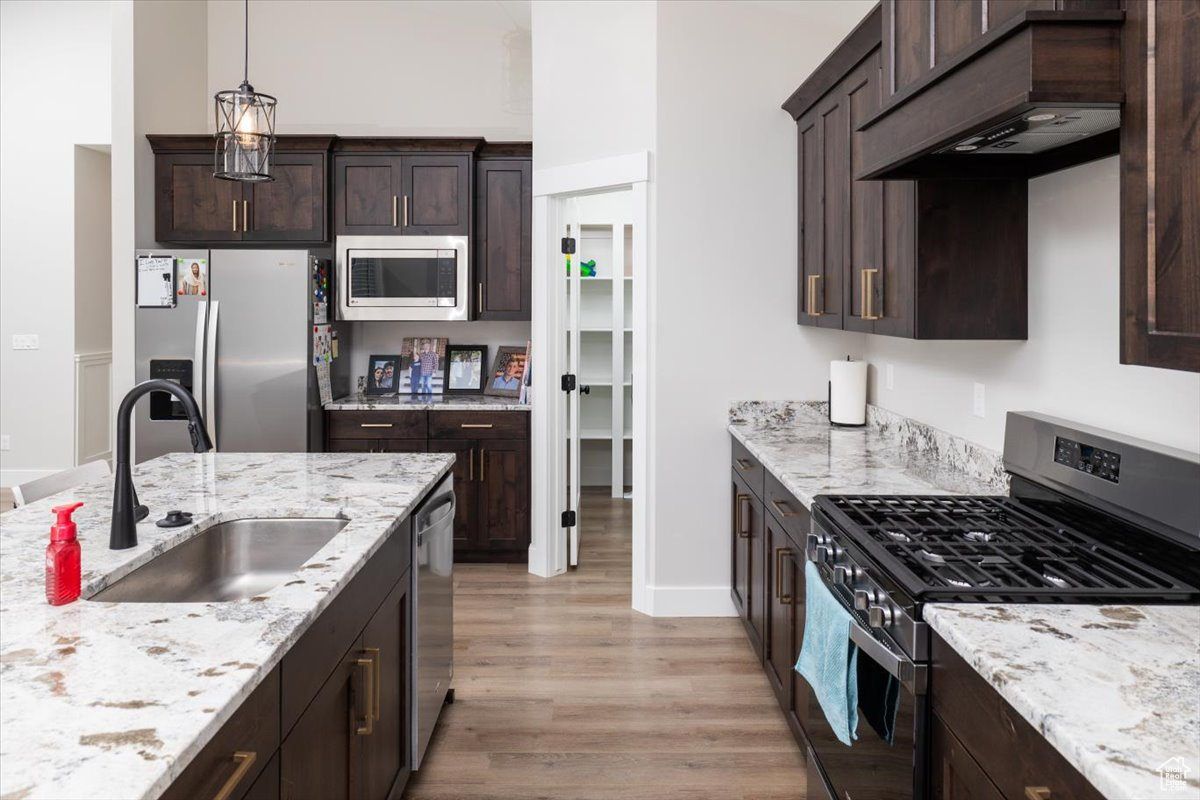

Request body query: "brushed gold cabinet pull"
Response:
[1024, 789, 1051, 800]
[364, 647, 382, 722]
[392, 195, 398, 227]
[232, 202, 238, 232]
[735, 458, 754, 471]
[355, 656, 375, 735]
[807, 275, 824, 317]
[460, 423, 494, 429]
[480, 448, 486, 482]
[469, 447, 474, 481]
[862, 268, 882, 320]
[477, 282, 484, 313]
[774, 547, 792, 603]
[736, 493, 751, 537]
[403, 194, 409, 227]
[771, 498, 802, 518]
[360, 422, 394, 428]
[242, 200, 248, 232]
[213, 751, 257, 800]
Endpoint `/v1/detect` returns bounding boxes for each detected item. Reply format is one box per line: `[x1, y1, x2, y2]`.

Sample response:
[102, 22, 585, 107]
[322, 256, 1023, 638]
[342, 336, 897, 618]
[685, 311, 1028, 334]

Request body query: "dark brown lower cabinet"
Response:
[931, 713, 1005, 800]
[327, 410, 531, 563]
[244, 752, 281, 800]
[280, 645, 363, 800]
[731, 469, 765, 659]
[763, 517, 799, 706]
[360, 577, 410, 800]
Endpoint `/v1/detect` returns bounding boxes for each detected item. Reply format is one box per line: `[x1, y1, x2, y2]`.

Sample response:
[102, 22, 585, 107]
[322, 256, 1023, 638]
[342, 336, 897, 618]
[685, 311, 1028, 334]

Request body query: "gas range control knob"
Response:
[868, 603, 895, 629]
[833, 565, 863, 586]
[853, 589, 877, 611]
[808, 545, 829, 564]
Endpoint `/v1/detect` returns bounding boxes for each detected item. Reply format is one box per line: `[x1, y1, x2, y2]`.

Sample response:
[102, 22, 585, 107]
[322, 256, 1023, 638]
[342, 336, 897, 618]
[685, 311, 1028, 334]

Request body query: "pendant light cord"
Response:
[243, 0, 249, 85]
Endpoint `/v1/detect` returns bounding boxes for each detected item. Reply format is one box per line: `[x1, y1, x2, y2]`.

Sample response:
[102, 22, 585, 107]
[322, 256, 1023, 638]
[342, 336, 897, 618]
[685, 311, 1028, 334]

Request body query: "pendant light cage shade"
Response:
[214, 85, 276, 182]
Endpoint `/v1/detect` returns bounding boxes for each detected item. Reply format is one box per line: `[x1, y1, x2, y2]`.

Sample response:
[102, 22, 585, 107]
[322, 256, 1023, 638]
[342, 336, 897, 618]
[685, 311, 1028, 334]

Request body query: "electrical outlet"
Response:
[885, 364, 895, 391]
[973, 383, 986, 418]
[11, 334, 39, 350]
[0, 435, 9, 451]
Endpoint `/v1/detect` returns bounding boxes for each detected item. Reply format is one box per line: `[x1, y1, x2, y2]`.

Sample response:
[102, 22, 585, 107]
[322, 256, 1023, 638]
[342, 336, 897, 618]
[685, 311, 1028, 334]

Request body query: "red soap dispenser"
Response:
[45, 501, 83, 606]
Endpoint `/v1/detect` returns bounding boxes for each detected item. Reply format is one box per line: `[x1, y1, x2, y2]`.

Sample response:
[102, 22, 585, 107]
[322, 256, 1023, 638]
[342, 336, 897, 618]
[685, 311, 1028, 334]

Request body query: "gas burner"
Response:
[1042, 573, 1069, 589]
[919, 549, 947, 565]
[884, 530, 912, 543]
[963, 530, 993, 543]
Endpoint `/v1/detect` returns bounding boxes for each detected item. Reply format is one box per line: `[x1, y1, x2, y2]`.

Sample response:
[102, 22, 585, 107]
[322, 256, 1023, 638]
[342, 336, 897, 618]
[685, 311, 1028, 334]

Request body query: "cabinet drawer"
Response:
[429, 411, 529, 440]
[327, 410, 427, 440]
[765, 471, 810, 546]
[160, 668, 280, 800]
[731, 437, 764, 499]
[281, 520, 409, 735]
[931, 634, 1105, 800]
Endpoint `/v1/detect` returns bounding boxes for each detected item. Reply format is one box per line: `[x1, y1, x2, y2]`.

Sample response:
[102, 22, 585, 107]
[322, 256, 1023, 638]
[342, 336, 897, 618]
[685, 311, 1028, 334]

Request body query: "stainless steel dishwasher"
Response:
[411, 474, 455, 770]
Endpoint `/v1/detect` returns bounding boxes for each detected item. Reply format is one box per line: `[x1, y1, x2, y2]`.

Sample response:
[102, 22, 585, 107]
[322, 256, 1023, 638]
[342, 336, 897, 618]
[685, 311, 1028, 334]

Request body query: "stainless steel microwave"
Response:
[336, 235, 469, 321]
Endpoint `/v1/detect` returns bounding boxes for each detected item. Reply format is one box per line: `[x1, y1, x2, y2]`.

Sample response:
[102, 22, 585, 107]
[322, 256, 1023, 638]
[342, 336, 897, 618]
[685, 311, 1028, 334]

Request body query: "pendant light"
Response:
[214, 0, 276, 182]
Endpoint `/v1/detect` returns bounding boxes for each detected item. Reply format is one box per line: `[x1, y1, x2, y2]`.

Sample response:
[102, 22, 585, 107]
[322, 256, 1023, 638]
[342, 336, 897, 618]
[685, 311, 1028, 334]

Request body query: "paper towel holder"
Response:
[828, 356, 868, 428]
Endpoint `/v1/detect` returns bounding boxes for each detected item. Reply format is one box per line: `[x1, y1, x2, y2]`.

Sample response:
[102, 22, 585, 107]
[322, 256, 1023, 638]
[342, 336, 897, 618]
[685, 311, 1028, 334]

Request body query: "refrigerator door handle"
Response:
[193, 300, 207, 423]
[205, 300, 219, 448]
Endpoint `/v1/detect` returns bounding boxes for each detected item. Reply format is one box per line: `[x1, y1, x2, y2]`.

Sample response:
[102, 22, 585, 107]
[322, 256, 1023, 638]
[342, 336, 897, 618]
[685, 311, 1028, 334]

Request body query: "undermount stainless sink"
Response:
[90, 517, 350, 603]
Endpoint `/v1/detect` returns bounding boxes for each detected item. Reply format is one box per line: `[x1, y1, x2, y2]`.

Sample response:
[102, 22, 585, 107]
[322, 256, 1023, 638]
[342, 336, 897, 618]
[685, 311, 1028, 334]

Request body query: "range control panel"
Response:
[1055, 436, 1121, 483]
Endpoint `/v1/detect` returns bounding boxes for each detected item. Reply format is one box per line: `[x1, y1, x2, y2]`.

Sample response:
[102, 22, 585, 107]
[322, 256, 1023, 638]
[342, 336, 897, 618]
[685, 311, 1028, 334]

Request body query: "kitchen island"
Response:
[0, 450, 453, 800]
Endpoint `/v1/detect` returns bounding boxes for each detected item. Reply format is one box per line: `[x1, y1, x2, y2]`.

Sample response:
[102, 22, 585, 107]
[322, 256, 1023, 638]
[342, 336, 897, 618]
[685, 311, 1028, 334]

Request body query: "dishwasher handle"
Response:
[416, 493, 456, 539]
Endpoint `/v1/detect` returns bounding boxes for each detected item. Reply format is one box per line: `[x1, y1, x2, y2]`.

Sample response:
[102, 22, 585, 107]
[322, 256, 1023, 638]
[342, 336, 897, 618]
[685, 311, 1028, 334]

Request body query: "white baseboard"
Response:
[642, 584, 738, 617]
[0, 468, 59, 488]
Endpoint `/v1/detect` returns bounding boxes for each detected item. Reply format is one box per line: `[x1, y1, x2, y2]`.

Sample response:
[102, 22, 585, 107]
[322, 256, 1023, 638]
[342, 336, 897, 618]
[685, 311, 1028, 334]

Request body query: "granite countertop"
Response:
[0, 451, 453, 800]
[926, 603, 1200, 800]
[325, 394, 529, 412]
[727, 400, 1008, 505]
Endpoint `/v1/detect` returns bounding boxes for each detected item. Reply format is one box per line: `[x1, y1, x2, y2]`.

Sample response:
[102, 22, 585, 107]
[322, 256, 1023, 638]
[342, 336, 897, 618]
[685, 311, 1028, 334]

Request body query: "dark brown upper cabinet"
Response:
[148, 135, 332, 245]
[474, 144, 532, 320]
[1121, 0, 1200, 373]
[332, 139, 478, 237]
[786, 8, 1027, 340]
[857, 0, 1124, 180]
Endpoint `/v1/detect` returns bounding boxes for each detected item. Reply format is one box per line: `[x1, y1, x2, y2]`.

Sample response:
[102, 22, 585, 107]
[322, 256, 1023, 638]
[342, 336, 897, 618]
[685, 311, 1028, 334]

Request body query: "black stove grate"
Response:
[819, 495, 1200, 602]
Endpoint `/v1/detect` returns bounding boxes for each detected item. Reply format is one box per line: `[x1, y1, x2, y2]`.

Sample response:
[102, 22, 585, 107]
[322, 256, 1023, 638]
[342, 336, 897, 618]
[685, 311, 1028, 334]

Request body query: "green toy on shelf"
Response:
[565, 258, 598, 277]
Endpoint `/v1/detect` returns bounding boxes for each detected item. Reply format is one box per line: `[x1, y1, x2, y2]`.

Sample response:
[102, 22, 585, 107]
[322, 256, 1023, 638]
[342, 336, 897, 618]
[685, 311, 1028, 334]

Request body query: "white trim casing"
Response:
[74, 351, 113, 466]
[642, 585, 738, 618]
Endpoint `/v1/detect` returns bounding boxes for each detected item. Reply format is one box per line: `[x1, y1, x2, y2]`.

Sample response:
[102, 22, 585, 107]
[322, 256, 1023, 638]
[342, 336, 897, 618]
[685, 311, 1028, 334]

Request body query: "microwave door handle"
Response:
[849, 623, 927, 695]
[193, 301, 207, 421]
[205, 300, 219, 448]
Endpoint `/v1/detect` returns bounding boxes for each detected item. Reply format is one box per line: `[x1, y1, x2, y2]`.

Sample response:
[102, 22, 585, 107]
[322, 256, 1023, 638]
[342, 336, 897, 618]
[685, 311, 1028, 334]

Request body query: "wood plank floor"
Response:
[404, 489, 807, 800]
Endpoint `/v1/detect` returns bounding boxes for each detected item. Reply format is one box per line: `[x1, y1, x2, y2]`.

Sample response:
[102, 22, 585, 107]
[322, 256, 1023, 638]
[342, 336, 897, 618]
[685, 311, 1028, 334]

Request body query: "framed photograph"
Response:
[399, 337, 449, 396]
[365, 354, 400, 395]
[485, 345, 529, 398]
[445, 345, 488, 394]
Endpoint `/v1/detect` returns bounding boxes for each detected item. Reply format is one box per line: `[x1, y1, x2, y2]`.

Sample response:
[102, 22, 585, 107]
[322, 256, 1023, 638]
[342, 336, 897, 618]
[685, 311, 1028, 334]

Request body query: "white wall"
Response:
[75, 147, 113, 355]
[0, 1, 112, 484]
[531, 0, 657, 171]
[867, 156, 1200, 454]
[206, 0, 532, 140]
[649, 0, 874, 612]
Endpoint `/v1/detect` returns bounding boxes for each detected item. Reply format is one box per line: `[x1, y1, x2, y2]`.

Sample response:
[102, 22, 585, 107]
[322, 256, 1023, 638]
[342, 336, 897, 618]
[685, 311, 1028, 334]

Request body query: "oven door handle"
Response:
[850, 623, 927, 696]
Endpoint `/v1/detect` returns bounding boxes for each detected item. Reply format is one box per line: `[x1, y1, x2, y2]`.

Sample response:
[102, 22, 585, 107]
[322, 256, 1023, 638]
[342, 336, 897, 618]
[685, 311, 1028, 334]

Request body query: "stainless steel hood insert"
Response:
[938, 107, 1121, 156]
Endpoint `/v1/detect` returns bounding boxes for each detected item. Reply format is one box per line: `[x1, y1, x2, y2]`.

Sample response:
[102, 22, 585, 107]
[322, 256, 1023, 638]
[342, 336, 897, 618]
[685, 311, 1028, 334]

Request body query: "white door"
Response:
[564, 198, 583, 567]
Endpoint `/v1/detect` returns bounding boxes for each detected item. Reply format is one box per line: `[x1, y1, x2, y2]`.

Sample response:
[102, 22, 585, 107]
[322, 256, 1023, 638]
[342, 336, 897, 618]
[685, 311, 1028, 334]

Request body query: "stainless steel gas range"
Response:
[801, 412, 1200, 800]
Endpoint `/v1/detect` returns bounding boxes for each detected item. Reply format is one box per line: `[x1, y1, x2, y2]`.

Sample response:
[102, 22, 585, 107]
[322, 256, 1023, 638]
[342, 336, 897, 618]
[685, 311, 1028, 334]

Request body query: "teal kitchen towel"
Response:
[796, 560, 859, 745]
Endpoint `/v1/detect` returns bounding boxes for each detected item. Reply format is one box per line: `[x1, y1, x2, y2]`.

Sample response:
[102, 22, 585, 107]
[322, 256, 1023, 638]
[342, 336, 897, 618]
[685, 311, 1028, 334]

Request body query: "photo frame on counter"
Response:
[400, 337, 449, 396]
[445, 345, 488, 395]
[485, 345, 529, 398]
[365, 354, 400, 396]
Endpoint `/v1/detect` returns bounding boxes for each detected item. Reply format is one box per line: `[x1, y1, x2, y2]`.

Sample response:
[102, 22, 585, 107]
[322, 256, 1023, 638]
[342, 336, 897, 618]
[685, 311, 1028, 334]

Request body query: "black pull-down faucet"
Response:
[111, 380, 213, 550]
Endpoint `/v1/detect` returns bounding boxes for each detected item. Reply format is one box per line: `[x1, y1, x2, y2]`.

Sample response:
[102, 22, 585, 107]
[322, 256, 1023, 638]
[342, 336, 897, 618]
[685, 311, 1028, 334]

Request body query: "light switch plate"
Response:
[11, 334, 39, 350]
[0, 435, 9, 451]
[885, 364, 894, 391]
[973, 383, 986, 418]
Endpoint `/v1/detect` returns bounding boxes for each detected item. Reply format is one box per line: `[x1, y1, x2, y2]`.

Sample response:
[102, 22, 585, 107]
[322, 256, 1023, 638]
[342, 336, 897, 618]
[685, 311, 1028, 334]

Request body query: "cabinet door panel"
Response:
[930, 713, 1005, 800]
[730, 476, 751, 620]
[242, 751, 280, 800]
[244, 153, 326, 242]
[763, 519, 796, 708]
[402, 155, 470, 236]
[845, 57, 884, 334]
[328, 438, 379, 453]
[280, 646, 362, 800]
[377, 439, 428, 454]
[361, 576, 410, 800]
[428, 439, 479, 551]
[477, 440, 531, 554]
[797, 112, 823, 327]
[788, 528, 810, 740]
[814, 92, 847, 329]
[157, 154, 243, 242]
[336, 156, 403, 236]
[475, 159, 532, 320]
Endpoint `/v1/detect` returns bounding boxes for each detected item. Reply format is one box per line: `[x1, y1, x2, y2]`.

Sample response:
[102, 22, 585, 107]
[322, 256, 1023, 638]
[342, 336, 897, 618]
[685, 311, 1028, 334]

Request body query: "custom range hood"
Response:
[856, 2, 1125, 180]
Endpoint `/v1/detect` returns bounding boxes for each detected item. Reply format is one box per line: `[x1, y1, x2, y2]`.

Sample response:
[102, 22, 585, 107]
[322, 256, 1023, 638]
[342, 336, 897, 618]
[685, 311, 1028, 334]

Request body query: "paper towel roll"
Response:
[829, 359, 868, 426]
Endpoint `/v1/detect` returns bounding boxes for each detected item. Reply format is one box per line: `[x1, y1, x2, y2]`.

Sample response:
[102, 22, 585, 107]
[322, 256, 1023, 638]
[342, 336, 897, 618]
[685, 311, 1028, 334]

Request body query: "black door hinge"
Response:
[561, 510, 577, 528]
[561, 373, 577, 392]
[561, 237, 577, 255]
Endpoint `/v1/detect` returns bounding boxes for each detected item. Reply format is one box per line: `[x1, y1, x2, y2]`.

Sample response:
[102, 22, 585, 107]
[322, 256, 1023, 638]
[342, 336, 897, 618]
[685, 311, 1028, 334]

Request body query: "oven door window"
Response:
[348, 249, 457, 306]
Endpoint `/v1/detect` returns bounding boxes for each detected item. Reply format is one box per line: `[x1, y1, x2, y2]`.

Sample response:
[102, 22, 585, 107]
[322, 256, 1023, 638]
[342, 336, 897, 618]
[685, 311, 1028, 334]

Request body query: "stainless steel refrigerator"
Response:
[134, 249, 349, 462]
